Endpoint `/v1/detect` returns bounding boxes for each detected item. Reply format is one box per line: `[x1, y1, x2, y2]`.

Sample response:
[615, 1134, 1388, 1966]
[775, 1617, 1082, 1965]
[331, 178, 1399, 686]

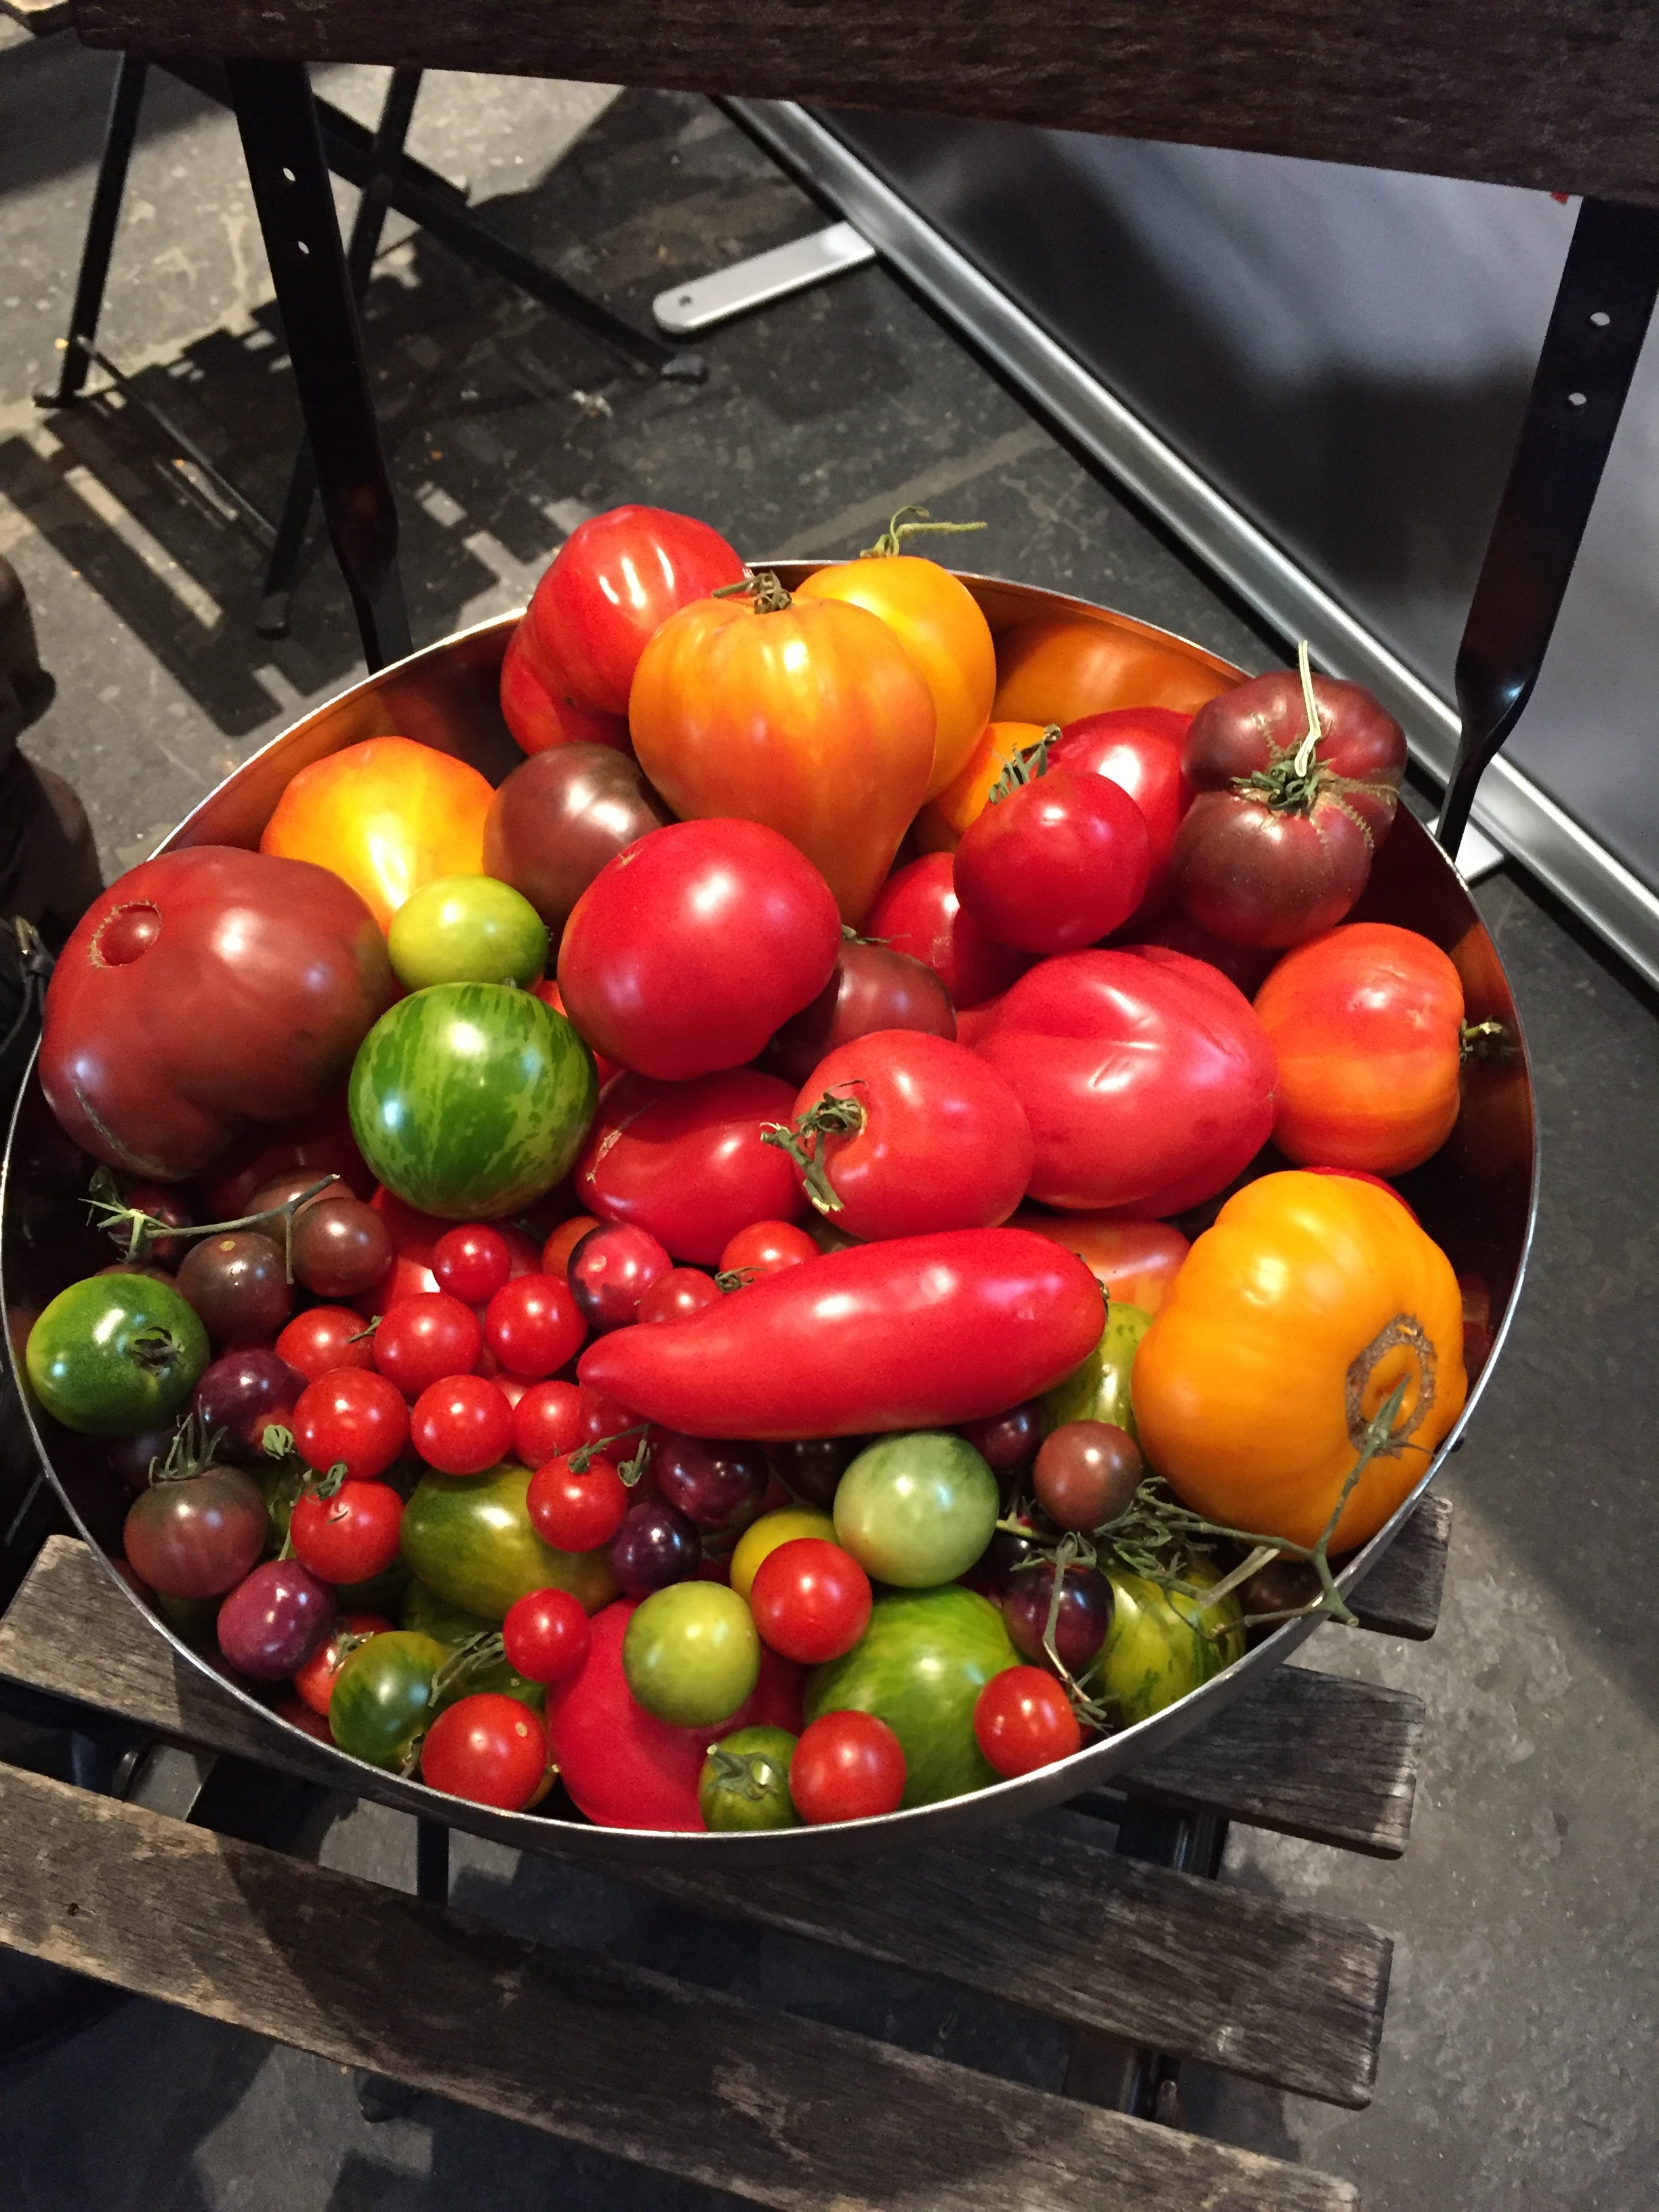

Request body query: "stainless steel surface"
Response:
[730, 99, 1659, 991]
[0, 586, 1536, 1867]
[652, 220, 874, 334]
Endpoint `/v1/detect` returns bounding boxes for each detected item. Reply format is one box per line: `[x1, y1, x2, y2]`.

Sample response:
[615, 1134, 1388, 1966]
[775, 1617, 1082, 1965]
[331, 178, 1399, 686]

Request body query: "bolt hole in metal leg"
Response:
[1590, 309, 1612, 326]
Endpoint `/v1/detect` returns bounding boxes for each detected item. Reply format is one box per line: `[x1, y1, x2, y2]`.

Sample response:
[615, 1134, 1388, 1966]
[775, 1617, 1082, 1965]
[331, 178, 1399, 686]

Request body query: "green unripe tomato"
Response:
[329, 1629, 449, 1769]
[699, 1725, 800, 1832]
[833, 1431, 998, 1588]
[26, 1271, 209, 1435]
[386, 874, 548, 991]
[1083, 1561, 1244, 1725]
[623, 1582, 760, 1727]
[1041, 1303, 1152, 1441]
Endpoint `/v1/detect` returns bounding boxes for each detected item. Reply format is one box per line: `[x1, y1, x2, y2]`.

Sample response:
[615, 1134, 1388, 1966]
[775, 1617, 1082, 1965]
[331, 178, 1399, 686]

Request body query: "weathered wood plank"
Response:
[0, 1763, 1357, 2212]
[69, 0, 1659, 207]
[1346, 1494, 1453, 1641]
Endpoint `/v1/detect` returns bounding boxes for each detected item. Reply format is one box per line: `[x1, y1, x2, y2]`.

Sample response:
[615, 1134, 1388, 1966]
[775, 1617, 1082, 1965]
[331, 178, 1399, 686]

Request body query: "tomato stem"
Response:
[147, 1412, 230, 1486]
[712, 569, 793, 614]
[761, 1089, 865, 1217]
[986, 729, 1059, 805]
[85, 1168, 343, 1283]
[859, 504, 988, 559]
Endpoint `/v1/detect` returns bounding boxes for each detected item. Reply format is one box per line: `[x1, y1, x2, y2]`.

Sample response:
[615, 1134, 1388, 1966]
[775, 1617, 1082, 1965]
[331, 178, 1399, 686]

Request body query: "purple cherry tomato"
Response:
[567, 1221, 673, 1333]
[216, 1559, 337, 1680]
[609, 1495, 700, 1596]
[192, 1348, 307, 1466]
[1002, 1561, 1112, 1675]
[651, 1432, 769, 1534]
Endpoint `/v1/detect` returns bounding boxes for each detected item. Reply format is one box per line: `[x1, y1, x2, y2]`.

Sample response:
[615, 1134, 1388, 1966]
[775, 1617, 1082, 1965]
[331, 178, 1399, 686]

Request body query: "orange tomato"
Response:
[1134, 1172, 1467, 1551]
[1254, 924, 1465, 1174]
[260, 737, 493, 932]
[1008, 1212, 1189, 1313]
[914, 720, 1046, 852]
[993, 616, 1235, 724]
[628, 581, 935, 923]
[796, 554, 994, 799]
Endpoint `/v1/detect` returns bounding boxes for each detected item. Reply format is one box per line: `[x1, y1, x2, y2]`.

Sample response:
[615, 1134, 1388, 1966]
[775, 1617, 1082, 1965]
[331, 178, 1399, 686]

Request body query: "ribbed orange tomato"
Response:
[914, 720, 1046, 853]
[260, 736, 493, 931]
[796, 552, 994, 799]
[993, 616, 1235, 724]
[1008, 1212, 1189, 1313]
[628, 577, 935, 923]
[1254, 923, 1465, 1173]
[1134, 1172, 1467, 1551]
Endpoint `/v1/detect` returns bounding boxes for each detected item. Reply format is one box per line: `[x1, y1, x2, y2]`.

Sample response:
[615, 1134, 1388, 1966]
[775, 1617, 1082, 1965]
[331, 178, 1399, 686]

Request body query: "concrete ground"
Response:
[1, 24, 1656, 2210]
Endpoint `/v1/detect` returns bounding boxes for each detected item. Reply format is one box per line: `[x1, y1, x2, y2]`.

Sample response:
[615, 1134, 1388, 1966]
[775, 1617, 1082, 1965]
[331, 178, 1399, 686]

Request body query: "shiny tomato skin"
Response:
[483, 1273, 586, 1378]
[541, 1213, 602, 1281]
[1006, 1212, 1189, 1313]
[769, 939, 956, 1086]
[1118, 905, 1279, 997]
[574, 1067, 804, 1265]
[637, 1268, 723, 1323]
[292, 1368, 409, 1482]
[527, 1452, 630, 1552]
[790, 1710, 905, 1823]
[970, 947, 1278, 1215]
[527, 505, 745, 717]
[501, 1586, 592, 1683]
[749, 1538, 872, 1664]
[411, 1372, 515, 1475]
[499, 618, 630, 756]
[973, 1666, 1083, 1777]
[292, 1610, 394, 1717]
[351, 1188, 539, 1319]
[1049, 706, 1193, 918]
[420, 1692, 548, 1810]
[716, 1221, 819, 1282]
[512, 1379, 585, 1464]
[430, 1225, 513, 1305]
[916, 720, 1045, 851]
[865, 855, 1031, 1010]
[991, 615, 1234, 724]
[953, 768, 1151, 954]
[289, 1479, 405, 1584]
[373, 1293, 482, 1398]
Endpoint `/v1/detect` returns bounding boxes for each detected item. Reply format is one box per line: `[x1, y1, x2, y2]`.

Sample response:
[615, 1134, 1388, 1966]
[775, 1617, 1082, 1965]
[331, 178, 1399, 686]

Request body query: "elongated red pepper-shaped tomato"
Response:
[577, 1229, 1104, 1439]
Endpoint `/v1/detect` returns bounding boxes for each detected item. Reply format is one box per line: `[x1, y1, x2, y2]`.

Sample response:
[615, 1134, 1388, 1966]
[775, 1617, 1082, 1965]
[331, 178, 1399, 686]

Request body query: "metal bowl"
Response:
[0, 577, 1536, 1866]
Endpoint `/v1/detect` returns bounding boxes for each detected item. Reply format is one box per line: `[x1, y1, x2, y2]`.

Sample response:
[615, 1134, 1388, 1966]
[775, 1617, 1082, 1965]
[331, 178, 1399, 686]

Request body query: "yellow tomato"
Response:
[914, 720, 1047, 853]
[729, 1508, 836, 1601]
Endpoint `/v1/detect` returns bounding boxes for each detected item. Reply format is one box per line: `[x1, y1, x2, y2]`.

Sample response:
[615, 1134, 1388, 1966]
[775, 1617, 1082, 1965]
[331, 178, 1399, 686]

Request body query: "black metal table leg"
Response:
[226, 58, 411, 672]
[1437, 198, 1659, 857]
[38, 53, 148, 411]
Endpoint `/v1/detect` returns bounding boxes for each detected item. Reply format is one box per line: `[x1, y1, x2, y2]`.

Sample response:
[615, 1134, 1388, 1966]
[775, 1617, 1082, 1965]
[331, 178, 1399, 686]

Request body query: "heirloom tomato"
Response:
[1133, 1172, 1467, 1551]
[991, 615, 1233, 724]
[832, 1431, 999, 1587]
[1031, 1420, 1143, 1530]
[483, 741, 673, 935]
[565, 1225, 672, 1334]
[28, 1272, 209, 1435]
[1048, 706, 1193, 919]
[953, 761, 1151, 953]
[749, 1538, 872, 1664]
[124, 1461, 267, 1599]
[411, 1374, 515, 1475]
[484, 1271, 586, 1375]
[623, 1581, 761, 1727]
[292, 1368, 409, 1482]
[699, 1725, 800, 1832]
[1084, 1564, 1243, 1723]
[329, 1629, 448, 1769]
[1253, 922, 1465, 1173]
[373, 1292, 481, 1396]
[352, 1187, 538, 1317]
[1041, 1302, 1152, 1441]
[729, 1509, 837, 1601]
[638, 1267, 722, 1322]
[1008, 1213, 1188, 1314]
[629, 575, 935, 922]
[915, 720, 1045, 851]
[193, 1348, 306, 1464]
[218, 1559, 336, 1681]
[260, 737, 494, 933]
[386, 874, 546, 991]
[498, 618, 630, 756]
[399, 1463, 619, 1620]
[865, 853, 1031, 1010]
[769, 938, 955, 1084]
[293, 1610, 395, 1717]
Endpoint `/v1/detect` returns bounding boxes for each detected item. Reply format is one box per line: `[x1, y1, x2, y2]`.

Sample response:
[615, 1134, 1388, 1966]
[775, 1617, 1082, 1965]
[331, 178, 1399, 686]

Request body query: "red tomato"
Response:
[420, 1692, 548, 1811]
[352, 1187, 540, 1318]
[512, 1378, 586, 1464]
[544, 1598, 803, 1830]
[637, 1267, 723, 1323]
[525, 505, 745, 718]
[275, 1305, 375, 1383]
[289, 1480, 405, 1584]
[973, 1666, 1083, 1777]
[970, 948, 1278, 1214]
[716, 1221, 819, 1282]
[790, 1710, 905, 1823]
[781, 1031, 1034, 1242]
[953, 766, 1151, 954]
[276, 1690, 339, 1744]
[484, 1273, 586, 1378]
[1048, 706, 1193, 920]
[1254, 922, 1465, 1173]
[291, 1610, 393, 1717]
[527, 1452, 632, 1551]
[1119, 905, 1279, 997]
[430, 1224, 513, 1305]
[499, 617, 630, 756]
[501, 1586, 592, 1683]
[200, 1096, 375, 1220]
[749, 1538, 872, 1663]
[865, 853, 1031, 1010]
[411, 1372, 514, 1475]
[292, 1369, 409, 1481]
[373, 1293, 482, 1398]
[566, 1225, 673, 1333]
[1006, 1212, 1189, 1313]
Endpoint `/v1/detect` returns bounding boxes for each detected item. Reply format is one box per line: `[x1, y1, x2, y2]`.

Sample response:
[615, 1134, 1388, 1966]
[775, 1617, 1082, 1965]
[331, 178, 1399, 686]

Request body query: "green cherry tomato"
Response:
[1041, 1302, 1153, 1441]
[26, 1271, 209, 1435]
[400, 1464, 619, 1622]
[1082, 1561, 1244, 1725]
[329, 1629, 449, 1769]
[386, 874, 548, 991]
[832, 1431, 998, 1588]
[623, 1581, 760, 1727]
[699, 1724, 801, 1831]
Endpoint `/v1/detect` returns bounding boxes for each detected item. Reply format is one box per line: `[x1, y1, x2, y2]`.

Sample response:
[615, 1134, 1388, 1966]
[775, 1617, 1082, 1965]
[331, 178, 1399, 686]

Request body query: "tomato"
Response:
[501, 1586, 592, 1683]
[28, 1273, 209, 1436]
[541, 1214, 601, 1281]
[218, 1557, 337, 1681]
[1048, 706, 1193, 920]
[630, 579, 936, 922]
[193, 1347, 306, 1465]
[699, 1725, 800, 1831]
[637, 1267, 723, 1323]
[176, 1232, 292, 1348]
[581, 1229, 1103, 1441]
[373, 1292, 482, 1397]
[716, 1221, 817, 1282]
[1031, 1420, 1143, 1531]
[261, 736, 494, 933]
[567, 1225, 672, 1334]
[386, 874, 547, 991]
[790, 1710, 905, 1824]
[865, 855, 1031, 1011]
[992, 615, 1234, 724]
[623, 1581, 760, 1725]
[288, 1195, 394, 1300]
[290, 1479, 405, 1584]
[421, 1692, 548, 1809]
[484, 741, 673, 933]
[1007, 1214, 1188, 1313]
[558, 819, 842, 1080]
[124, 1462, 268, 1598]
[652, 1433, 768, 1536]
[483, 1272, 586, 1377]
[411, 1373, 514, 1475]
[1002, 1559, 1111, 1675]
[1042, 1303, 1152, 1441]
[400, 1462, 619, 1618]
[1120, 905, 1279, 996]
[430, 1224, 513, 1305]
[329, 1629, 449, 1769]
[1134, 1171, 1467, 1550]
[1173, 657, 1408, 948]
[527, 1451, 630, 1552]
[293, 1610, 394, 1716]
[1083, 1564, 1243, 1724]
[916, 720, 1045, 850]
[610, 1496, 700, 1595]
[526, 504, 745, 717]
[970, 948, 1277, 1214]
[729, 1507, 837, 1600]
[512, 1379, 584, 1464]
[574, 1067, 804, 1265]
[292, 1368, 409, 1482]
[749, 1538, 871, 1664]
[954, 764, 1151, 953]
[201, 1096, 375, 1221]
[779, 1031, 1033, 1241]
[1254, 922, 1465, 1173]
[832, 1432, 998, 1586]
[498, 618, 630, 756]
[973, 1666, 1082, 1776]
[399, 1578, 546, 1716]
[353, 1187, 539, 1318]
[796, 539, 995, 797]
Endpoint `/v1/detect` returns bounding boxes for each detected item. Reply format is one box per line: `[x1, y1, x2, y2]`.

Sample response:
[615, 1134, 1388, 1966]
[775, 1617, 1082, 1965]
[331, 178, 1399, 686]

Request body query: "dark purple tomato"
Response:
[769, 940, 956, 1085]
[123, 1467, 269, 1599]
[192, 1348, 307, 1466]
[1031, 1420, 1144, 1532]
[764, 1435, 860, 1511]
[289, 1195, 394, 1298]
[483, 742, 674, 935]
[216, 1558, 337, 1680]
[651, 1433, 769, 1534]
[978, 1524, 1038, 1598]
[958, 1401, 1043, 1479]
[107, 1427, 176, 1493]
[111, 1180, 193, 1269]
[176, 1232, 293, 1347]
[567, 1222, 673, 1333]
[609, 1496, 701, 1596]
[1003, 1562, 1113, 1676]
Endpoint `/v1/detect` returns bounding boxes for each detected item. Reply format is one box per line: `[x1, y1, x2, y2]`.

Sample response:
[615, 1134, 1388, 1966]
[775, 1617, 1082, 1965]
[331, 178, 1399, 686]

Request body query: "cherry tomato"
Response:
[501, 1586, 592, 1683]
[652, 1433, 769, 1536]
[1048, 707, 1193, 920]
[275, 1690, 337, 1744]
[790, 1710, 906, 1824]
[956, 1401, 1042, 1479]
[1032, 1420, 1143, 1531]
[292, 1610, 394, 1716]
[373, 1293, 483, 1398]
[716, 1221, 819, 1282]
[352, 1187, 541, 1321]
[566, 1227, 671, 1335]
[954, 765, 1151, 954]
[123, 1465, 268, 1599]
[411, 1372, 514, 1475]
[289, 1196, 394, 1300]
[527, 1452, 631, 1552]
[610, 1495, 701, 1596]
[865, 853, 1031, 1010]
[420, 1691, 549, 1810]
[973, 1666, 1083, 1777]
[637, 1268, 722, 1324]
[512, 1378, 586, 1465]
[769, 938, 956, 1084]
[289, 1479, 405, 1584]
[176, 1232, 292, 1347]
[749, 1538, 872, 1664]
[1003, 1562, 1111, 1675]
[484, 1272, 587, 1376]
[431, 1223, 514, 1305]
[291, 1368, 409, 1482]
[192, 1347, 305, 1465]
[275, 1305, 375, 1382]
[575, 1386, 647, 1453]
[541, 1214, 601, 1280]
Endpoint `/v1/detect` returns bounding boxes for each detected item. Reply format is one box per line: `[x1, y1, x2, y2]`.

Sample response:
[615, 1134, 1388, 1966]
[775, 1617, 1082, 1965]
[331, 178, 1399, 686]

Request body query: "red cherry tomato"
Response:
[411, 1372, 514, 1475]
[565, 1225, 672, 1334]
[352, 1188, 540, 1319]
[865, 853, 1031, 1010]
[292, 1368, 409, 1481]
[1048, 706, 1193, 920]
[501, 1586, 592, 1683]
[954, 766, 1151, 954]
[291, 1610, 393, 1717]
[483, 1273, 586, 1378]
[575, 1385, 647, 1452]
[637, 1268, 722, 1324]
[420, 1692, 549, 1811]
[512, 1378, 586, 1465]
[430, 1223, 513, 1305]
[749, 1538, 872, 1664]
[541, 1214, 601, 1281]
[274, 1305, 375, 1383]
[289, 1479, 405, 1584]
[527, 1452, 631, 1551]
[790, 1710, 906, 1824]
[276, 1690, 338, 1744]
[373, 1293, 483, 1398]
[716, 1221, 819, 1282]
[973, 1665, 1084, 1777]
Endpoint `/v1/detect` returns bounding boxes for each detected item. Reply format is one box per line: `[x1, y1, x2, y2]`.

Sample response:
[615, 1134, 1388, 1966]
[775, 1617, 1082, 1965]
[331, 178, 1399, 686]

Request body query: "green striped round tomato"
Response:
[348, 981, 596, 1220]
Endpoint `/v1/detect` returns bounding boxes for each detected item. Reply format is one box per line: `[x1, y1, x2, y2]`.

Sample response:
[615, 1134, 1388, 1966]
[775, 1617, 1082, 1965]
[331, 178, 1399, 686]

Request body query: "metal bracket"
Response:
[653, 220, 874, 334]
